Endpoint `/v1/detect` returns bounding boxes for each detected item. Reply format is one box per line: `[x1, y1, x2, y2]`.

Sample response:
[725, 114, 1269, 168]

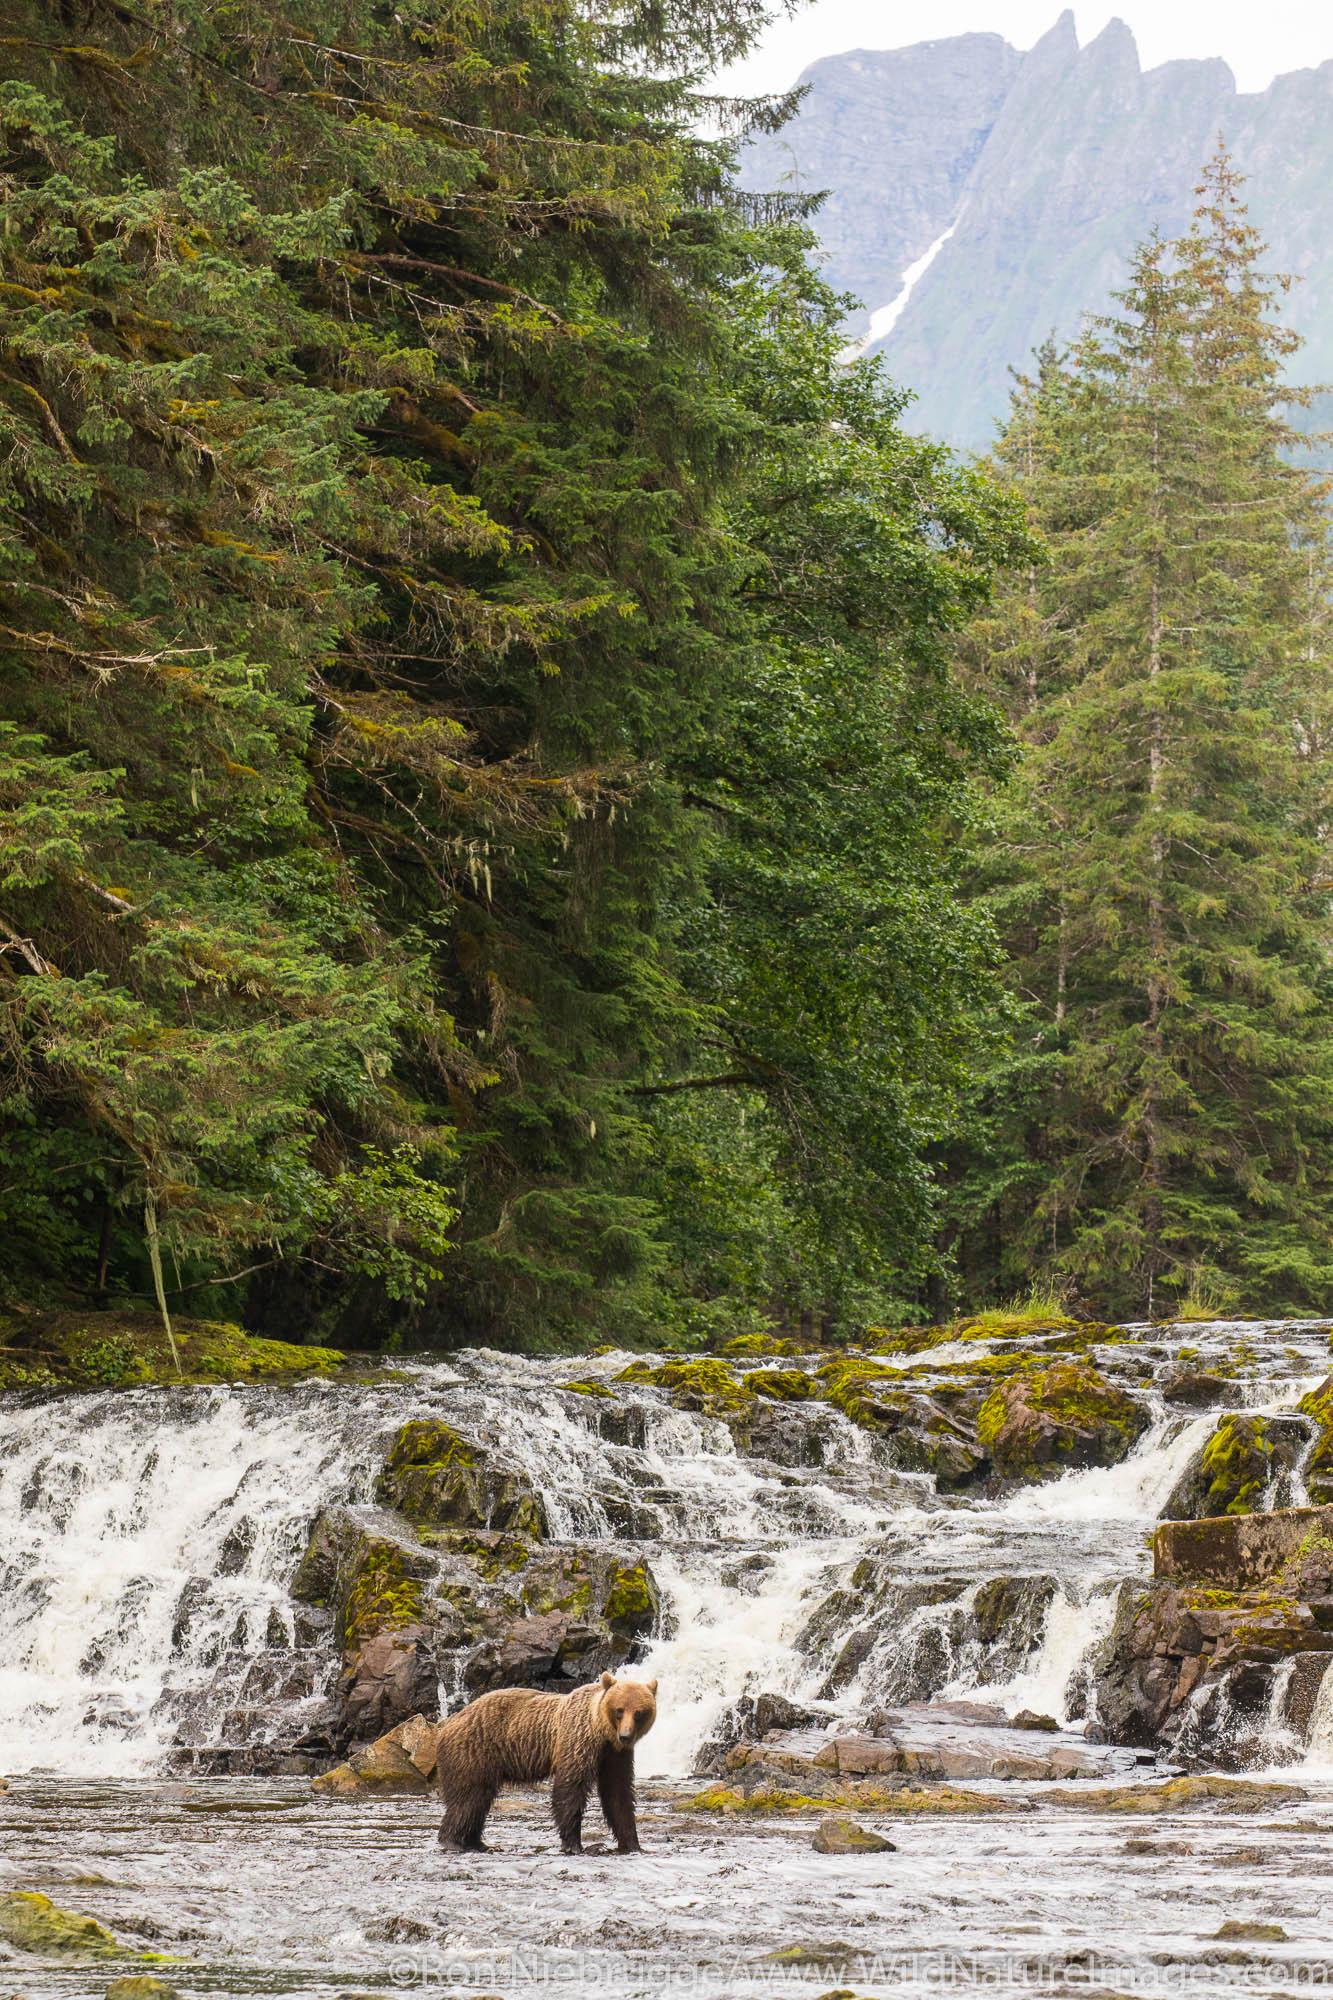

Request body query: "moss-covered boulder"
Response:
[313, 1713, 443, 1795]
[746, 1368, 817, 1402]
[376, 1419, 546, 1537]
[719, 1332, 808, 1358]
[976, 1362, 1149, 1481]
[811, 1815, 896, 1854]
[291, 1506, 440, 1745]
[1298, 1376, 1333, 1503]
[0, 1888, 127, 1957]
[813, 1358, 987, 1487]
[457, 1545, 661, 1693]
[1161, 1414, 1307, 1520]
[616, 1355, 749, 1411]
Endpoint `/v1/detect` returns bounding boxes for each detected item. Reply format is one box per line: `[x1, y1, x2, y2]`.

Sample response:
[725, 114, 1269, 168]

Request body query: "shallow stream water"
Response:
[2, 1320, 1332, 1996]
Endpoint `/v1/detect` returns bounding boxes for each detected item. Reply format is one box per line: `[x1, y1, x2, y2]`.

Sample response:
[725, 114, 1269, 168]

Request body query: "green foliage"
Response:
[942, 152, 1333, 1320]
[0, 0, 1027, 1345]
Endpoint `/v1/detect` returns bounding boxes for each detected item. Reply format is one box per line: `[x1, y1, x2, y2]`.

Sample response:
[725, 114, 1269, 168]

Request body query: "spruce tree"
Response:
[945, 151, 1333, 1318]
[0, 2, 1029, 1342]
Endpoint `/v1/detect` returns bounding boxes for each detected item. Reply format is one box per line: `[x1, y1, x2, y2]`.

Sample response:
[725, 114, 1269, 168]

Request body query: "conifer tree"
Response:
[945, 151, 1333, 1318]
[0, 1, 1029, 1341]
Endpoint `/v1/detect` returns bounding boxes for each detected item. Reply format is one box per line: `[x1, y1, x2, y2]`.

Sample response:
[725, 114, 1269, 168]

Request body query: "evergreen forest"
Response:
[2, 4, 1330, 1350]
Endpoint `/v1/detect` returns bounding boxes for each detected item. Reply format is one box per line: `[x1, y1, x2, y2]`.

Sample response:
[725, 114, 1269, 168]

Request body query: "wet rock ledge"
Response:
[1093, 1502, 1333, 1763]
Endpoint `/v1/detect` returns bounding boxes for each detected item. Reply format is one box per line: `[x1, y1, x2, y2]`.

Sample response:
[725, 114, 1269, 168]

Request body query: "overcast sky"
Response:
[717, 3, 1333, 97]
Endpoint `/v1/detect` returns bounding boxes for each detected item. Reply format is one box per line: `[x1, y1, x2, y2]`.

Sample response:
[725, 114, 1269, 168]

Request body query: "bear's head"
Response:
[597, 1670, 657, 1749]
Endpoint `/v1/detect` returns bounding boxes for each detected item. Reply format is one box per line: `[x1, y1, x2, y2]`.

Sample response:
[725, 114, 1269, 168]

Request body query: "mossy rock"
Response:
[1299, 1376, 1333, 1503]
[720, 1332, 806, 1358]
[291, 1507, 436, 1650]
[343, 1541, 426, 1652]
[376, 1419, 545, 1537]
[0, 1309, 345, 1393]
[0, 1889, 127, 1957]
[1162, 1414, 1306, 1520]
[1036, 1775, 1306, 1813]
[513, 1547, 660, 1640]
[602, 1559, 659, 1633]
[416, 1527, 533, 1579]
[106, 1981, 182, 1999]
[746, 1368, 816, 1402]
[558, 1380, 616, 1399]
[976, 1361, 1150, 1480]
[681, 1785, 830, 1815]
[615, 1356, 748, 1411]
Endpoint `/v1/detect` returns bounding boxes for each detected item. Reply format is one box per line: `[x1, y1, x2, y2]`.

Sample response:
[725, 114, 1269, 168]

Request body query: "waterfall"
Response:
[0, 1320, 1330, 1780]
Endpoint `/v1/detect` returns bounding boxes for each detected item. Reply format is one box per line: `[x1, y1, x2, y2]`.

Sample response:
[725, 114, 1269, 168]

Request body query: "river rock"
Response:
[726, 1722, 1105, 1786]
[1298, 1377, 1333, 1502]
[976, 1362, 1150, 1480]
[312, 1712, 445, 1794]
[1091, 1507, 1333, 1758]
[1160, 1369, 1236, 1407]
[457, 1544, 660, 1694]
[1160, 1414, 1308, 1520]
[812, 1815, 896, 1854]
[339, 1624, 439, 1744]
[376, 1419, 546, 1537]
[0, 1888, 126, 1956]
[106, 1982, 181, 2000]
[691, 1690, 826, 1773]
[814, 1359, 988, 1487]
[1154, 1505, 1333, 1591]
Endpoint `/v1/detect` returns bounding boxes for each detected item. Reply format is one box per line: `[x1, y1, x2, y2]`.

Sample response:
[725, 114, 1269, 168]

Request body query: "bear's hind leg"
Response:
[438, 1779, 498, 1853]
[551, 1761, 591, 1855]
[596, 1747, 641, 1854]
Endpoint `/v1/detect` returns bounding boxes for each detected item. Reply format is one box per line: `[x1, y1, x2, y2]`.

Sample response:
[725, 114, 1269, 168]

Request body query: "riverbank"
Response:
[3, 1773, 1333, 1998]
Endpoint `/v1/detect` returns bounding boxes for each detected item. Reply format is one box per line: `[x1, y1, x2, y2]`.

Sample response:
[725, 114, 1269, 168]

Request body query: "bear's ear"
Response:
[646, 1678, 657, 1695]
[599, 1671, 615, 1688]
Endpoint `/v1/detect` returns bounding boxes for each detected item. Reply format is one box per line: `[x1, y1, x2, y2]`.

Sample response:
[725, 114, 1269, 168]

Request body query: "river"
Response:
[1, 1318, 1331, 1995]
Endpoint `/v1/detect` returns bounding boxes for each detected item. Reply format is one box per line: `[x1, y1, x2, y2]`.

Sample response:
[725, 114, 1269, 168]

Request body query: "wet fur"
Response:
[436, 1671, 657, 1855]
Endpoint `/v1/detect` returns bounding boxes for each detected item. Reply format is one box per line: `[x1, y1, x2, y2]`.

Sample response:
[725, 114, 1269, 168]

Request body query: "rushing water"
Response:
[1, 1319, 1332, 1995]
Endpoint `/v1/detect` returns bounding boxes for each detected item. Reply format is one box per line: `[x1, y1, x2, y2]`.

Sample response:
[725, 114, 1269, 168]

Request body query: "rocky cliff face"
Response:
[741, 10, 1333, 452]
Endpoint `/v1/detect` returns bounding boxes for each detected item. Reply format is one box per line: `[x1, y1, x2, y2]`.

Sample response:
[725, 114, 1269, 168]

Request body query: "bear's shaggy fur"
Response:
[436, 1670, 657, 1855]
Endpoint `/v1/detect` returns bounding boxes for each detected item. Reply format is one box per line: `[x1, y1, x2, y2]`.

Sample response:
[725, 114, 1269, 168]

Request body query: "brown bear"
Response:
[435, 1670, 657, 1855]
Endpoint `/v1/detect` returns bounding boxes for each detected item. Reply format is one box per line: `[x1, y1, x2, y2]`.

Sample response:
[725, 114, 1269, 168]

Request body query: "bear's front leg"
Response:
[596, 1746, 641, 1853]
[551, 1762, 591, 1854]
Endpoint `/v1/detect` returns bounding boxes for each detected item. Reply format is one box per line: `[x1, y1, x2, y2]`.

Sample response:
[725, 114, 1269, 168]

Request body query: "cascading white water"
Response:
[0, 1381, 366, 1774]
[0, 1317, 1329, 1781]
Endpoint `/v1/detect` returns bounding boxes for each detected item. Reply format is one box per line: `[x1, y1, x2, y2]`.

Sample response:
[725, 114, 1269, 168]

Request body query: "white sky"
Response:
[717, 3, 1333, 97]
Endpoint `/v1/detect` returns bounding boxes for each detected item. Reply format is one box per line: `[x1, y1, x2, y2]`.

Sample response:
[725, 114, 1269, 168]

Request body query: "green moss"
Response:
[1196, 1416, 1276, 1516]
[814, 1357, 909, 1423]
[721, 1332, 805, 1357]
[603, 1561, 656, 1629]
[0, 1889, 128, 1958]
[384, 1419, 476, 1471]
[418, 1528, 533, 1578]
[0, 1310, 344, 1393]
[559, 1380, 615, 1399]
[977, 1361, 1148, 1475]
[1299, 1376, 1333, 1503]
[746, 1368, 816, 1402]
[342, 1543, 425, 1651]
[616, 1356, 748, 1410]
[680, 1786, 829, 1815]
